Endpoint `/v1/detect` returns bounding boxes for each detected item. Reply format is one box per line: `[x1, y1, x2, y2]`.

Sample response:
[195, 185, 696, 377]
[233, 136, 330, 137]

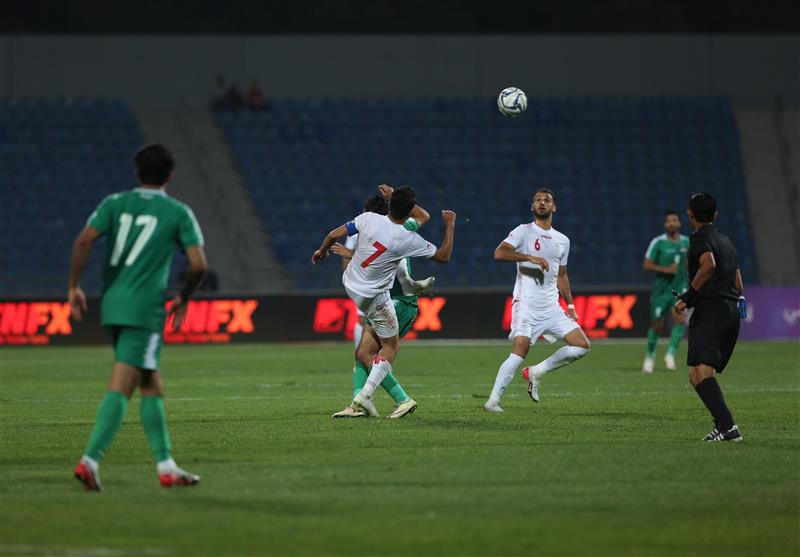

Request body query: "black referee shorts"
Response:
[687, 299, 740, 373]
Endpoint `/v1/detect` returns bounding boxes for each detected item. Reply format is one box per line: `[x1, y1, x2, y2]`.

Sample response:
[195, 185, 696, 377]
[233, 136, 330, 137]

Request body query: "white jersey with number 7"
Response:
[342, 212, 436, 298]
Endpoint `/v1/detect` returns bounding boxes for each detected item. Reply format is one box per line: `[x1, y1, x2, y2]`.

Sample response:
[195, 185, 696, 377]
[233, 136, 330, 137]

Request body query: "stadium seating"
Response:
[218, 97, 757, 290]
[0, 99, 145, 295]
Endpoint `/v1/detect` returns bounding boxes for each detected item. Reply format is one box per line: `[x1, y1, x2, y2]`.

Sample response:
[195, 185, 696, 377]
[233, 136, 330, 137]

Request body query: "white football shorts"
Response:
[345, 287, 399, 339]
[508, 299, 580, 345]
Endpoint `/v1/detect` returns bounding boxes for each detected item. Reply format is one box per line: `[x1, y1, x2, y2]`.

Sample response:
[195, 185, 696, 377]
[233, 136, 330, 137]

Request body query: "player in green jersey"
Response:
[642, 209, 690, 373]
[68, 144, 208, 491]
[331, 185, 435, 419]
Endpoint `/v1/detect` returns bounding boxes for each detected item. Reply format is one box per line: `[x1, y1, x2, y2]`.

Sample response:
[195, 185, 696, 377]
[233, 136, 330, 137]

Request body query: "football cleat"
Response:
[74, 458, 102, 492]
[387, 398, 417, 419]
[352, 393, 380, 418]
[332, 406, 368, 418]
[483, 401, 504, 413]
[642, 357, 654, 374]
[409, 277, 436, 295]
[704, 424, 743, 443]
[664, 353, 677, 370]
[521, 367, 540, 403]
[159, 468, 201, 488]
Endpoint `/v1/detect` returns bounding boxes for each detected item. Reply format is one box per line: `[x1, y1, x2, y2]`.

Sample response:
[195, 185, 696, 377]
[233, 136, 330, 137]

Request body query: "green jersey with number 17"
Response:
[86, 188, 204, 332]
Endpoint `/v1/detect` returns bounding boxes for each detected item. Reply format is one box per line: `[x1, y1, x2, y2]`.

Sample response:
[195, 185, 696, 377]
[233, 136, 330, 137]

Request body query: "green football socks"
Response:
[85, 391, 129, 462]
[140, 395, 172, 463]
[352, 361, 370, 399]
[667, 324, 686, 355]
[646, 328, 658, 358]
[352, 360, 410, 404]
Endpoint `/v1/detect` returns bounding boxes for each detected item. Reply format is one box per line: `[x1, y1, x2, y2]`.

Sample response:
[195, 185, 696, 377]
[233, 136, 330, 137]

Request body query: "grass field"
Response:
[1, 340, 798, 557]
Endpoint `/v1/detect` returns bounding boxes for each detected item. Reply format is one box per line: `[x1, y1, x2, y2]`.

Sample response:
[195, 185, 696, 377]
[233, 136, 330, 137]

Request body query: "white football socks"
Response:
[532, 346, 589, 378]
[488, 353, 525, 403]
[157, 458, 178, 474]
[360, 358, 392, 399]
[81, 455, 99, 472]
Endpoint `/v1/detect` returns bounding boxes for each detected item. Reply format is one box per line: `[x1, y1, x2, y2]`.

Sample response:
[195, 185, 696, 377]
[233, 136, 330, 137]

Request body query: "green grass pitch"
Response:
[1, 340, 798, 557]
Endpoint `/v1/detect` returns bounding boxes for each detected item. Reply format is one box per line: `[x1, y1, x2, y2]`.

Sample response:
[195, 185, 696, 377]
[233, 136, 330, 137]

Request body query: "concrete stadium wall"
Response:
[0, 34, 797, 108]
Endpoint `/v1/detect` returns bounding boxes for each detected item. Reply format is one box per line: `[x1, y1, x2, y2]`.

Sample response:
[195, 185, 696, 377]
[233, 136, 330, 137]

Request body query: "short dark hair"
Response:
[389, 186, 416, 220]
[363, 195, 389, 215]
[689, 193, 717, 223]
[665, 209, 679, 217]
[533, 188, 556, 203]
[134, 144, 175, 186]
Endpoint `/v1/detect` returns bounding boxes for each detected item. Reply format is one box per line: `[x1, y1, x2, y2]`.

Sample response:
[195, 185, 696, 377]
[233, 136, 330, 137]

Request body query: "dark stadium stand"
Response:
[218, 97, 757, 290]
[0, 99, 144, 295]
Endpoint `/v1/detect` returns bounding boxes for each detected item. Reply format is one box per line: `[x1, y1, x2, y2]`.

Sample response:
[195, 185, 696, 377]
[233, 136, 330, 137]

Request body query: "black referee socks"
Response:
[694, 377, 735, 431]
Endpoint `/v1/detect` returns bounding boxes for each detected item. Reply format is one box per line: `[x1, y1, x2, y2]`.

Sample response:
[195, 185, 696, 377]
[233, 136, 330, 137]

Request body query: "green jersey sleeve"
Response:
[86, 194, 118, 236]
[404, 218, 420, 232]
[177, 205, 204, 248]
[645, 236, 661, 261]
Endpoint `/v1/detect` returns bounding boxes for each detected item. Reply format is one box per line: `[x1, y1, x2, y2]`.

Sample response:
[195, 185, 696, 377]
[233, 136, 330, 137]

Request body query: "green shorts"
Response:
[106, 326, 163, 371]
[650, 293, 676, 321]
[394, 298, 419, 339]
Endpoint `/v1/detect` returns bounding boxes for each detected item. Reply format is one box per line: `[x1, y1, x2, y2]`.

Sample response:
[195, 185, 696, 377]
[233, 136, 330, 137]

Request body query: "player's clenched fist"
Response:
[377, 184, 393, 200]
[311, 249, 327, 264]
[441, 210, 456, 225]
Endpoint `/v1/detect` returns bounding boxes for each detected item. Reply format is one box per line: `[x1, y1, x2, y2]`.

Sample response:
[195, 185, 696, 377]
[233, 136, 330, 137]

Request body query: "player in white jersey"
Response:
[312, 186, 456, 417]
[485, 189, 591, 412]
[336, 196, 390, 348]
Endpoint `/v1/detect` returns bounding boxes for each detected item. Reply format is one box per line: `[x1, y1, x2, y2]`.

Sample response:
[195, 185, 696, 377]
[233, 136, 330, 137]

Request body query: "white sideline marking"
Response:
[5, 386, 798, 404]
[0, 544, 165, 557]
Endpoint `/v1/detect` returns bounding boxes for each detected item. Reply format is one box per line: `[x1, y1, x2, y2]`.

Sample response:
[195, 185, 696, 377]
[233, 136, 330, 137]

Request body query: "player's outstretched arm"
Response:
[430, 210, 456, 263]
[494, 242, 550, 271]
[168, 246, 209, 329]
[379, 184, 430, 229]
[67, 226, 101, 322]
[312, 225, 348, 264]
[557, 266, 578, 321]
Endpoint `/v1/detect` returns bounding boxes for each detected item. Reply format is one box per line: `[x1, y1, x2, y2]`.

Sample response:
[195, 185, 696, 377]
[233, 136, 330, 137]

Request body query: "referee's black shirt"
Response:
[688, 224, 739, 302]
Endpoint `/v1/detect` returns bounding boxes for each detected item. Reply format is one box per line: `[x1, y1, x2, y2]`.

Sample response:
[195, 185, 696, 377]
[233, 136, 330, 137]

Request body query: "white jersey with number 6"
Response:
[343, 212, 436, 298]
[503, 222, 570, 313]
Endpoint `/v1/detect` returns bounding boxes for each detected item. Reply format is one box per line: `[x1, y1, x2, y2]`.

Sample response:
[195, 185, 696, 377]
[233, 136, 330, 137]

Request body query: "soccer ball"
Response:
[497, 87, 527, 118]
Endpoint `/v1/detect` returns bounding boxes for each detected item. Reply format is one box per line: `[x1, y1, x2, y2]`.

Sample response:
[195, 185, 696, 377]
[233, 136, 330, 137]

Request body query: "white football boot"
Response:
[352, 393, 380, 418]
[387, 398, 418, 419]
[409, 276, 435, 295]
[332, 406, 368, 418]
[483, 400, 504, 413]
[521, 367, 540, 403]
[642, 356, 654, 374]
[664, 353, 677, 370]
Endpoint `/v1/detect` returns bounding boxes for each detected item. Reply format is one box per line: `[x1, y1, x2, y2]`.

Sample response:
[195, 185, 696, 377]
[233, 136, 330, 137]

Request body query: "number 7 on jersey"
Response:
[361, 242, 387, 268]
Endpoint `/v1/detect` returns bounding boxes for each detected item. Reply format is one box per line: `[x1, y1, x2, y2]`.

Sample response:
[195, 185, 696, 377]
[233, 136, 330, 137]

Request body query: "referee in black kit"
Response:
[674, 193, 745, 442]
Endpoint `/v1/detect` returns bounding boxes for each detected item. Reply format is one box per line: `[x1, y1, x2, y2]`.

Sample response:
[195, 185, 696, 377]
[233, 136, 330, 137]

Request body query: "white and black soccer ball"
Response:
[497, 87, 528, 118]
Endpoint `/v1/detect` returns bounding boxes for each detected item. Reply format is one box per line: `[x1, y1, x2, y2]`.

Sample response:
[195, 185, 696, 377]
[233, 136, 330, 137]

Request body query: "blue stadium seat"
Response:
[0, 98, 146, 295]
[216, 97, 757, 290]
